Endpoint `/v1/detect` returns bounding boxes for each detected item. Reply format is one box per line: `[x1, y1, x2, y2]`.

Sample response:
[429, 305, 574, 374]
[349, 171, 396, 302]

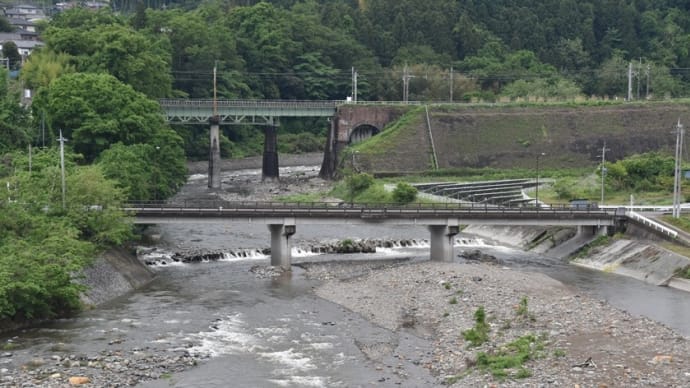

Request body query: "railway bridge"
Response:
[158, 99, 415, 186]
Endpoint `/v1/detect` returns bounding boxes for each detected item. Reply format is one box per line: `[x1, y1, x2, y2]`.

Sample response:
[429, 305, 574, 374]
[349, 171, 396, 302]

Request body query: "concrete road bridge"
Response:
[158, 99, 417, 185]
[126, 200, 625, 269]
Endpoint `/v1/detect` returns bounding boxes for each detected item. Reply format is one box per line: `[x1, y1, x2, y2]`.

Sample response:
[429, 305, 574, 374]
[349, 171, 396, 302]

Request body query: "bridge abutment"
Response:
[269, 222, 296, 269]
[577, 225, 609, 237]
[429, 223, 460, 262]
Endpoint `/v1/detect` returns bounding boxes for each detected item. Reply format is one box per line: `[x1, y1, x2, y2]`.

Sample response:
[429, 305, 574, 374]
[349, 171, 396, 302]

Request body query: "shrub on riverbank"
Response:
[0, 150, 132, 325]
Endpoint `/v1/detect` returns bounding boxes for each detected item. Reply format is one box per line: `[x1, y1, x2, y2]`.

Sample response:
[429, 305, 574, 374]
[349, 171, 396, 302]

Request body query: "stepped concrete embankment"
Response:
[464, 223, 690, 291]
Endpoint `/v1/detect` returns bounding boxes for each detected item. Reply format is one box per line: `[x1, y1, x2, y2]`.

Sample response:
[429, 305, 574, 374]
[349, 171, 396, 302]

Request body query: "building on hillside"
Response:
[0, 32, 44, 68]
[3, 4, 46, 21]
[6, 17, 38, 32]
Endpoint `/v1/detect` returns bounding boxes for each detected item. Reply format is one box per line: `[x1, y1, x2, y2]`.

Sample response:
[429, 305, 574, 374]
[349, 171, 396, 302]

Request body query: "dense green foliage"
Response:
[391, 182, 417, 204]
[604, 152, 675, 191]
[96, 0, 690, 102]
[0, 149, 132, 321]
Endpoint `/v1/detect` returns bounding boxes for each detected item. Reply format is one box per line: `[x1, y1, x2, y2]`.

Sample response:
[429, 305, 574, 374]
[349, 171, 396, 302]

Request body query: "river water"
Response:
[2, 166, 690, 387]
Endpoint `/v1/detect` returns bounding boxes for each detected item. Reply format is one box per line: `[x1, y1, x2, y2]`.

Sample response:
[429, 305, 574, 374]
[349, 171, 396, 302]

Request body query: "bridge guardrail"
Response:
[627, 210, 679, 239]
[124, 200, 615, 219]
[158, 99, 423, 108]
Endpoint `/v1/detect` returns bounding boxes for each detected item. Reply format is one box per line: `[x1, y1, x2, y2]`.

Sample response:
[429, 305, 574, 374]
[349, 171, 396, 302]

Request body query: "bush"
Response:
[347, 173, 375, 193]
[392, 182, 418, 204]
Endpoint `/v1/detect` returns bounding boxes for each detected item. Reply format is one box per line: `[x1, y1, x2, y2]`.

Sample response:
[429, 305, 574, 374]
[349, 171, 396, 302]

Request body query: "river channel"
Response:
[2, 165, 690, 387]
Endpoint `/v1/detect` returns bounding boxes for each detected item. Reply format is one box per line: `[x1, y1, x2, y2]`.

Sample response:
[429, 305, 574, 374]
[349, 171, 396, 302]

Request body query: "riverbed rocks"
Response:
[312, 261, 690, 387]
[0, 348, 200, 387]
[458, 249, 500, 264]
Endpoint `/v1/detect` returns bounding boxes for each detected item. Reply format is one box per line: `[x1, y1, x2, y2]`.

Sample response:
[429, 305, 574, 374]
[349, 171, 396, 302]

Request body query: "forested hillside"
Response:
[98, 0, 690, 102]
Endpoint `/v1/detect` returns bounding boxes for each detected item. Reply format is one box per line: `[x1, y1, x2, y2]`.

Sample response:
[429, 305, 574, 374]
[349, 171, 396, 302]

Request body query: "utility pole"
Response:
[402, 63, 414, 103]
[213, 61, 217, 118]
[645, 63, 650, 99]
[535, 152, 545, 208]
[41, 111, 45, 148]
[636, 58, 642, 99]
[627, 62, 633, 101]
[58, 130, 67, 210]
[673, 119, 684, 218]
[600, 141, 610, 206]
[351, 67, 358, 103]
[449, 66, 454, 103]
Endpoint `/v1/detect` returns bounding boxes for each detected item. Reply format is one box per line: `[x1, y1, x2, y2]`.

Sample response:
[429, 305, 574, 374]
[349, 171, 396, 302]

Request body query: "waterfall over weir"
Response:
[139, 236, 493, 266]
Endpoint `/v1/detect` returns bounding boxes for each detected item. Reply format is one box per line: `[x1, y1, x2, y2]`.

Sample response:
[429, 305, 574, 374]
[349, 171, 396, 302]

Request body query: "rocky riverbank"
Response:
[306, 260, 690, 387]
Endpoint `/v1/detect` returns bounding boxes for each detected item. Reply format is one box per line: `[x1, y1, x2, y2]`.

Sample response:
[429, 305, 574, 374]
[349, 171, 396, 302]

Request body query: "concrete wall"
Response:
[78, 247, 154, 307]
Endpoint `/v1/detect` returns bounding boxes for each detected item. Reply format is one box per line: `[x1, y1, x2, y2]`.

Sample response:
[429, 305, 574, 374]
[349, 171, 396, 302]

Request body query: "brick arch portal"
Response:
[349, 123, 380, 144]
[319, 105, 413, 179]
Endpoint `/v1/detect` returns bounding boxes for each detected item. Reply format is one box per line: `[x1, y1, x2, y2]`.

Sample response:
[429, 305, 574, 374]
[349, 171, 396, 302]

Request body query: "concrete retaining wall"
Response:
[78, 247, 154, 307]
[466, 224, 690, 290]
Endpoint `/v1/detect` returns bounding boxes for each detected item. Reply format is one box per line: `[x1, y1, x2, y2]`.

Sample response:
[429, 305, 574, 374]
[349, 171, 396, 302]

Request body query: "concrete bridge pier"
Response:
[208, 117, 221, 189]
[429, 222, 460, 262]
[577, 225, 609, 237]
[269, 222, 296, 270]
[263, 126, 280, 181]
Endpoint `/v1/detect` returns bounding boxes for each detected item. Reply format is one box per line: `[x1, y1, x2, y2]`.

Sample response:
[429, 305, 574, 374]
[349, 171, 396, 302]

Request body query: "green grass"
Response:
[277, 192, 330, 203]
[475, 334, 546, 380]
[353, 107, 425, 155]
[515, 296, 529, 319]
[2, 342, 17, 351]
[462, 307, 490, 348]
[573, 235, 611, 259]
[661, 215, 690, 234]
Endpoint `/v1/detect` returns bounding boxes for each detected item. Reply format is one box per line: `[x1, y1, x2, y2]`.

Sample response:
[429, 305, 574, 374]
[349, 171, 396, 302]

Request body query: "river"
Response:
[2, 165, 690, 387]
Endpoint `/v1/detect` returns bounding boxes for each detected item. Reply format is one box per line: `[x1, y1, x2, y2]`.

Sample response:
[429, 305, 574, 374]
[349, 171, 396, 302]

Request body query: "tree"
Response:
[0, 15, 14, 33]
[19, 49, 76, 91]
[2, 41, 21, 70]
[0, 68, 30, 152]
[42, 9, 173, 98]
[32, 72, 178, 164]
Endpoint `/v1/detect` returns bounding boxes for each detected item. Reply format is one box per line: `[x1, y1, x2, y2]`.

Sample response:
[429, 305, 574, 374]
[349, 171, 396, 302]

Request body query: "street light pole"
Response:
[535, 152, 545, 208]
[600, 141, 610, 206]
[673, 119, 684, 218]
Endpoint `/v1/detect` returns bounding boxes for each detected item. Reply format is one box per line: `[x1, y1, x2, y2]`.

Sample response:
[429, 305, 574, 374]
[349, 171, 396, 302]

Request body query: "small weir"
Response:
[140, 237, 493, 266]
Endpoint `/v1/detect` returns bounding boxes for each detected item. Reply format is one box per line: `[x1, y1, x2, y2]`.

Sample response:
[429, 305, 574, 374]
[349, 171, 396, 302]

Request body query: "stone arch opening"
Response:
[349, 124, 380, 144]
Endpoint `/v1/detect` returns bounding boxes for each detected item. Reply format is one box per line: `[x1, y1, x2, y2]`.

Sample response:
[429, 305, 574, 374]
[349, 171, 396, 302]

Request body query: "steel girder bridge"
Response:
[159, 99, 340, 125]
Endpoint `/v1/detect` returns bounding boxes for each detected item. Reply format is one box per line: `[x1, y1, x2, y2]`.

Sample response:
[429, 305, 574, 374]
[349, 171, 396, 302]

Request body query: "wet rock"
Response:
[68, 376, 91, 385]
[459, 249, 499, 264]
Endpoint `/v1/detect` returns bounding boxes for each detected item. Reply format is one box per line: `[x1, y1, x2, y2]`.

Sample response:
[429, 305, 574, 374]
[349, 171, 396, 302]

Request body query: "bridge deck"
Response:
[159, 99, 340, 125]
[125, 201, 621, 226]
